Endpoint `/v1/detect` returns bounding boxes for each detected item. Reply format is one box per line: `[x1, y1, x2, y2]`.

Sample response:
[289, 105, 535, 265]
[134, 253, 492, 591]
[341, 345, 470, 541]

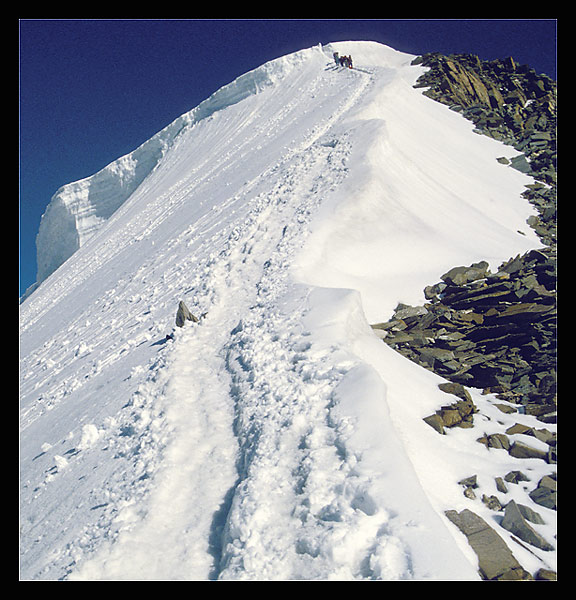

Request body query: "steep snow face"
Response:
[36, 114, 184, 284]
[20, 42, 550, 581]
[34, 47, 320, 286]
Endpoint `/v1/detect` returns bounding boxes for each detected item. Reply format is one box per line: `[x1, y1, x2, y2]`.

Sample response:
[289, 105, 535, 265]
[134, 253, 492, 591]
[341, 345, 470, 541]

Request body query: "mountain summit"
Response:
[20, 41, 553, 580]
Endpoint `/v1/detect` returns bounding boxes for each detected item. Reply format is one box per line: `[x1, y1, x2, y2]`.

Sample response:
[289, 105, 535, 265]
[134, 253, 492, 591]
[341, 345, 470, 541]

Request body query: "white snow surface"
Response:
[20, 41, 555, 581]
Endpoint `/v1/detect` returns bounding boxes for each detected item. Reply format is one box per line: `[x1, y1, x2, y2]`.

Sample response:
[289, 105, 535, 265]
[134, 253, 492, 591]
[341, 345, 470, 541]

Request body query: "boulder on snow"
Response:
[175, 300, 199, 328]
[529, 474, 557, 510]
[501, 500, 554, 551]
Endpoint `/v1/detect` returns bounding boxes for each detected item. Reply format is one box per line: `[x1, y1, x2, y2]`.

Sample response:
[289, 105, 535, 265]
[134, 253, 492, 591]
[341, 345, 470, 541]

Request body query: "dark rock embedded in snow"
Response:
[175, 300, 199, 328]
[374, 249, 556, 423]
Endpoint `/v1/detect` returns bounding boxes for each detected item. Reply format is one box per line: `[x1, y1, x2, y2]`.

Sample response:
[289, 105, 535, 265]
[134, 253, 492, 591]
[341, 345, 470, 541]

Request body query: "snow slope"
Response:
[33, 46, 311, 286]
[20, 41, 554, 581]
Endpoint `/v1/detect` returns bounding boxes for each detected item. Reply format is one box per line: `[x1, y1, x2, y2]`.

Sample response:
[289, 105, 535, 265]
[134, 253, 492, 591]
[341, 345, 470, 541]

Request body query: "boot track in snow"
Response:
[66, 62, 380, 580]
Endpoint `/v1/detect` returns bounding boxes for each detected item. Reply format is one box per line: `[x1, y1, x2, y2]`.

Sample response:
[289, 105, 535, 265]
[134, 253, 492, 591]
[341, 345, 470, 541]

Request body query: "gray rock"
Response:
[509, 154, 532, 173]
[504, 470, 530, 484]
[423, 413, 445, 435]
[515, 503, 545, 525]
[529, 486, 557, 510]
[535, 568, 557, 580]
[438, 407, 462, 427]
[424, 281, 447, 299]
[438, 382, 472, 403]
[393, 304, 429, 320]
[501, 500, 554, 551]
[482, 494, 502, 511]
[175, 300, 199, 328]
[538, 474, 557, 491]
[458, 475, 478, 488]
[445, 509, 529, 580]
[508, 441, 549, 461]
[376, 245, 556, 411]
[477, 433, 510, 450]
[441, 261, 489, 286]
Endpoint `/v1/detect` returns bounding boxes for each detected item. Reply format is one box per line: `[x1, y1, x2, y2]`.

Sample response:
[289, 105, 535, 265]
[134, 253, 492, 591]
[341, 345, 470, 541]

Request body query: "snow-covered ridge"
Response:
[21, 41, 553, 580]
[34, 46, 322, 288]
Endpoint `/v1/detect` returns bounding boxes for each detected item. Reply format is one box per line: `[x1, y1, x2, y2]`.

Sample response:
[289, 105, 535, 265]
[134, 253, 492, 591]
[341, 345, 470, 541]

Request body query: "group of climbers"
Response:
[333, 52, 353, 69]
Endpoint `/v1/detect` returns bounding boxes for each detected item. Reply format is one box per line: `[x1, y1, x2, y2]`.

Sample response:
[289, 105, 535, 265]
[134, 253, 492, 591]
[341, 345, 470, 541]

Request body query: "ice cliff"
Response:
[34, 48, 313, 286]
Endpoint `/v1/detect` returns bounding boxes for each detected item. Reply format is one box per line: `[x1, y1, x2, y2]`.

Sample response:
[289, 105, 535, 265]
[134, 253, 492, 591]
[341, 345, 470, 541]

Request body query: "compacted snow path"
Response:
[66, 62, 386, 580]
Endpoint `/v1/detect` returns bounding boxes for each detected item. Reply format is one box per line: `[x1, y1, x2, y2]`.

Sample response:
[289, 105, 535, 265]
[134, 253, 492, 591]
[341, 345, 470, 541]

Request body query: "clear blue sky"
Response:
[19, 19, 557, 297]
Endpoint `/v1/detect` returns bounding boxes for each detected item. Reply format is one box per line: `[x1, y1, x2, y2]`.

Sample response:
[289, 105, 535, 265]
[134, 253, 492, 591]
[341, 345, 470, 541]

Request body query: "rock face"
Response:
[372, 51, 557, 580]
[412, 52, 556, 247]
[376, 252, 558, 477]
[373, 250, 556, 420]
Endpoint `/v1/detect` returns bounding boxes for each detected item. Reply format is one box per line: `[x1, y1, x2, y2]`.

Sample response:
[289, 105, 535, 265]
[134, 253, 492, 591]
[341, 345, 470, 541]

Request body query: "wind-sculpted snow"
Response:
[35, 117, 183, 285]
[34, 47, 322, 288]
[20, 42, 552, 580]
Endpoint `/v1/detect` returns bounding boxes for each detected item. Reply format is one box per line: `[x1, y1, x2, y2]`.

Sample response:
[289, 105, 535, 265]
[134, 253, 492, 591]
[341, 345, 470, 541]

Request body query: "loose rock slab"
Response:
[445, 508, 532, 580]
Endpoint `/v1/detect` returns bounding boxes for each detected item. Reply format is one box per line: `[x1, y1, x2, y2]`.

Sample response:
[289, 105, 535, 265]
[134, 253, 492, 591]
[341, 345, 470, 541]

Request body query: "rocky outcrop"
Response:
[411, 53, 556, 151]
[372, 51, 558, 580]
[412, 52, 556, 247]
[374, 252, 558, 477]
[372, 250, 556, 419]
[422, 382, 477, 434]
